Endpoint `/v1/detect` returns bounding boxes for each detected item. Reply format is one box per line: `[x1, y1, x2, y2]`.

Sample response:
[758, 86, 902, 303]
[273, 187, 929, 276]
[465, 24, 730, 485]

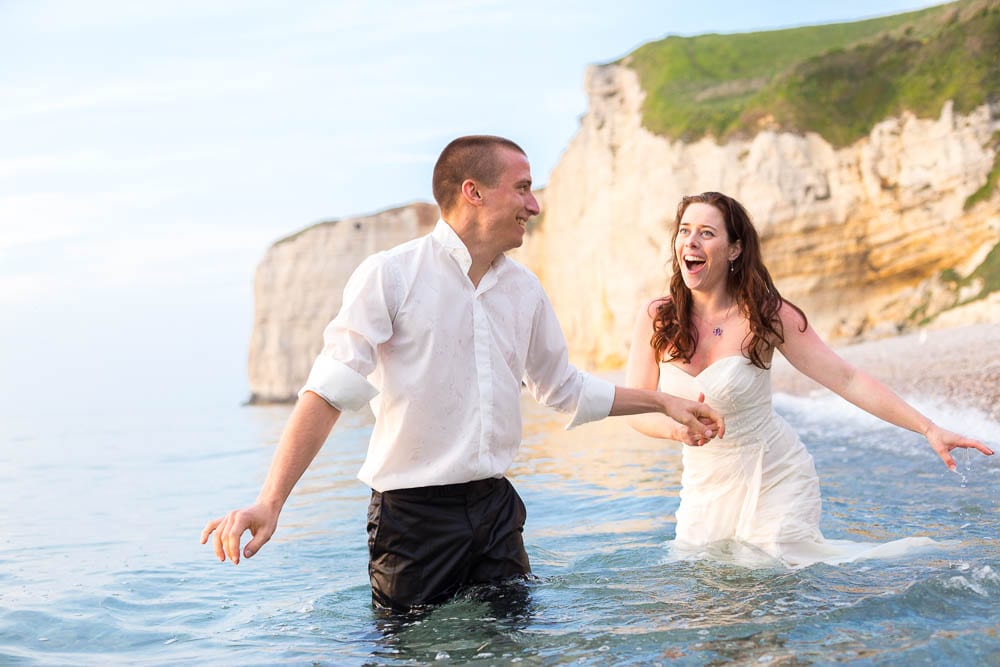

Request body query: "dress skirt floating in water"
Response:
[665, 535, 946, 569]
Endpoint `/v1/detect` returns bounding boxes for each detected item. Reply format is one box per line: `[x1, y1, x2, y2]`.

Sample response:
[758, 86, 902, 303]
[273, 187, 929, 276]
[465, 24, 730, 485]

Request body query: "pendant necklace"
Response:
[706, 303, 736, 337]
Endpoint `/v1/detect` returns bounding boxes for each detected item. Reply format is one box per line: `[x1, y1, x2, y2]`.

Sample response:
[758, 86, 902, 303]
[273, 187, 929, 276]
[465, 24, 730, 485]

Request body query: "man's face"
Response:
[479, 148, 541, 252]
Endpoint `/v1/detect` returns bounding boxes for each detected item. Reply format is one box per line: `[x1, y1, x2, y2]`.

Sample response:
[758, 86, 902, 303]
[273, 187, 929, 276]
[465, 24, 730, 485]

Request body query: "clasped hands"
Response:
[668, 392, 723, 447]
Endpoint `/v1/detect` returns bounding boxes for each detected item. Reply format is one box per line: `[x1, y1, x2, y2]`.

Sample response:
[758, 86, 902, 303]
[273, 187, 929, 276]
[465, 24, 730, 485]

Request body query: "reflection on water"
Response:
[278, 409, 373, 538]
[516, 397, 684, 497]
[1, 385, 998, 664]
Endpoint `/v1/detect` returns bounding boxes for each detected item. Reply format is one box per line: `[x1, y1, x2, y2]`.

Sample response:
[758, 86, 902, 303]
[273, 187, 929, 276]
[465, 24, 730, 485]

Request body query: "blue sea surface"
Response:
[1, 382, 998, 665]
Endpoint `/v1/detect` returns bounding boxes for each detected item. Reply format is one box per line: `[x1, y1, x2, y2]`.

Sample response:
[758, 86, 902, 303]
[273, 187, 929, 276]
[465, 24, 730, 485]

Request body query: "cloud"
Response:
[283, 0, 513, 40]
[0, 219, 268, 308]
[0, 271, 66, 307]
[0, 152, 98, 179]
[0, 148, 237, 179]
[0, 65, 286, 122]
[10, 0, 286, 33]
[0, 191, 138, 251]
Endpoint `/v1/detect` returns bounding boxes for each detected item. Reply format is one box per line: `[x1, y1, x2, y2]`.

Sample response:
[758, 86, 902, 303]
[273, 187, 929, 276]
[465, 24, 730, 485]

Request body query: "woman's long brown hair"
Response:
[652, 192, 807, 369]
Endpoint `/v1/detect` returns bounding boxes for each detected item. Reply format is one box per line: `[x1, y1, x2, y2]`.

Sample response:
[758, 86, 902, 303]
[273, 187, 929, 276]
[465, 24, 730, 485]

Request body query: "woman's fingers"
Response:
[961, 438, 994, 456]
[212, 515, 229, 562]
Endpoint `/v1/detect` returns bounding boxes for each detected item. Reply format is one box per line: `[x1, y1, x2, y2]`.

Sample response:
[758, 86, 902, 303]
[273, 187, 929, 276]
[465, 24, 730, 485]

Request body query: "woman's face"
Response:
[674, 202, 741, 293]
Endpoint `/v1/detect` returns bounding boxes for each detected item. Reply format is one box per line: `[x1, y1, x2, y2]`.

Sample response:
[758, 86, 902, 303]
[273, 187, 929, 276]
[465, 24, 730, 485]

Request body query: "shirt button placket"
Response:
[472, 291, 493, 478]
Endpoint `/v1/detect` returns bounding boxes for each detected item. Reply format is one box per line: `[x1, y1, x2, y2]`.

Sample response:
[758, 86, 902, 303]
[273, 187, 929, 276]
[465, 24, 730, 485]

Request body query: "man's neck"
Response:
[446, 217, 501, 288]
[466, 243, 499, 287]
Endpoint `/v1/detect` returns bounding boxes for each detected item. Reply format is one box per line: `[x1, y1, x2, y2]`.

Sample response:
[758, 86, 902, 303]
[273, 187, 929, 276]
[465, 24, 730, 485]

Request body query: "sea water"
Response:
[1, 384, 998, 665]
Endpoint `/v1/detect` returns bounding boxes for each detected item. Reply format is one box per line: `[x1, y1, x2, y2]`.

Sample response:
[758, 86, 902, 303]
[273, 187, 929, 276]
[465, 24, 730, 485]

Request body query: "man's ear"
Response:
[461, 179, 482, 206]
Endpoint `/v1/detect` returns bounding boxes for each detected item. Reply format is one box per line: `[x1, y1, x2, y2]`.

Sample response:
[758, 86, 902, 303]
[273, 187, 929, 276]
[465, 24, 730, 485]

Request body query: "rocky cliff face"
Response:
[528, 63, 1000, 368]
[247, 203, 438, 403]
[246, 65, 999, 402]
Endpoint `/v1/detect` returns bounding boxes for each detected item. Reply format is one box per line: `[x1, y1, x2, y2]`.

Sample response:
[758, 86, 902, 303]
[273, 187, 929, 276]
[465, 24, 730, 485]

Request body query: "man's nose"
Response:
[527, 193, 541, 216]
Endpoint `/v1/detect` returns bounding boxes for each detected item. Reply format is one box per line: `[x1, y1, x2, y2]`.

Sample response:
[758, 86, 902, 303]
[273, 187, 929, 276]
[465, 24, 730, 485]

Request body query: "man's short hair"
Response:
[432, 135, 526, 214]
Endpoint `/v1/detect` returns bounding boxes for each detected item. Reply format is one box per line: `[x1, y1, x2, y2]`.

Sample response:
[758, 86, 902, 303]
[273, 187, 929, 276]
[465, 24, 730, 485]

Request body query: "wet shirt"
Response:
[300, 219, 615, 492]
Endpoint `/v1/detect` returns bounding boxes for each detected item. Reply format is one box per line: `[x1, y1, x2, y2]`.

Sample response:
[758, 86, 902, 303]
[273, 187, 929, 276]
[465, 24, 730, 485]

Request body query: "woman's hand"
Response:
[925, 423, 994, 471]
[672, 393, 717, 446]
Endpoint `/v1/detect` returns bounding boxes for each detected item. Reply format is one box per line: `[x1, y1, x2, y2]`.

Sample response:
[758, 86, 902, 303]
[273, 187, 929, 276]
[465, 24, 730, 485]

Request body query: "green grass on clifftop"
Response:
[968, 240, 1000, 297]
[965, 132, 1000, 210]
[625, 0, 1000, 147]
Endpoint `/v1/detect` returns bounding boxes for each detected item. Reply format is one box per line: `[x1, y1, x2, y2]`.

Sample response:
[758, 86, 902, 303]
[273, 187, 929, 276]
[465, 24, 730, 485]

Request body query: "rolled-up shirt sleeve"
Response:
[300, 355, 378, 412]
[298, 253, 397, 411]
[565, 373, 615, 429]
[523, 289, 615, 429]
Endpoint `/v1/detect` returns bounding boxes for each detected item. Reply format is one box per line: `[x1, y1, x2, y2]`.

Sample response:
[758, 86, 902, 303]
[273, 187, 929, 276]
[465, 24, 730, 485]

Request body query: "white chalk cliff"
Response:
[525, 64, 999, 369]
[246, 65, 999, 402]
[247, 203, 438, 403]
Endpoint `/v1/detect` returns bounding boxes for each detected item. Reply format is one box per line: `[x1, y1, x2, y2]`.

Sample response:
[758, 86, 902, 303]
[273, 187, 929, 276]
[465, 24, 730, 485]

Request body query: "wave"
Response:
[773, 391, 1000, 447]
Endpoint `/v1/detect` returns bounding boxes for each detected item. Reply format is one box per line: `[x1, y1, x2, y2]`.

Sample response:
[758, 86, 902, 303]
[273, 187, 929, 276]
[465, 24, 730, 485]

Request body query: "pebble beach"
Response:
[771, 322, 1000, 423]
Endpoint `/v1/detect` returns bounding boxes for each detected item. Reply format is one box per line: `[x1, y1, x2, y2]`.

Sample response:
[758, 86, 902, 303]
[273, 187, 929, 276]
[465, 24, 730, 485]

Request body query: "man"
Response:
[202, 135, 723, 611]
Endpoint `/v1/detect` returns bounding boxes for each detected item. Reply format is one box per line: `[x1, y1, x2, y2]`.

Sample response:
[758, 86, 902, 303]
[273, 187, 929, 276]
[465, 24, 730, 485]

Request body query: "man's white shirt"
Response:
[301, 219, 615, 492]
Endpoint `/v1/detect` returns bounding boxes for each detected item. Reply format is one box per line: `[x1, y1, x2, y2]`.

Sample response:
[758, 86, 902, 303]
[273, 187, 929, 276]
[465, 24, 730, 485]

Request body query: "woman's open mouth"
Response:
[684, 256, 706, 272]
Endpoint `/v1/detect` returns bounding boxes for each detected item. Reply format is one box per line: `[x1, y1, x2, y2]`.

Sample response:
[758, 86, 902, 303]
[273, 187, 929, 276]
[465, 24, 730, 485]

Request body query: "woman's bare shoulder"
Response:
[777, 299, 808, 331]
[643, 295, 670, 318]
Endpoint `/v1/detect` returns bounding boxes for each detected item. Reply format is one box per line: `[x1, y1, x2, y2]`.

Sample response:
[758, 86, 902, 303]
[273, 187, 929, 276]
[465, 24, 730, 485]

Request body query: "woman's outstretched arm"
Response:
[775, 302, 993, 470]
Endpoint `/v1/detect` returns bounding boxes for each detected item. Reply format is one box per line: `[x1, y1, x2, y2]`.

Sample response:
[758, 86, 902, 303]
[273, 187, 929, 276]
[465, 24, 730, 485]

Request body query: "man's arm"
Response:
[521, 290, 723, 440]
[200, 391, 341, 564]
[201, 253, 392, 564]
[609, 385, 723, 440]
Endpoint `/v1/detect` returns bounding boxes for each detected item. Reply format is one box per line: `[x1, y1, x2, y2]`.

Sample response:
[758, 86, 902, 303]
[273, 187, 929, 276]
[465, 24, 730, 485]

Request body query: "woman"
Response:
[625, 191, 993, 567]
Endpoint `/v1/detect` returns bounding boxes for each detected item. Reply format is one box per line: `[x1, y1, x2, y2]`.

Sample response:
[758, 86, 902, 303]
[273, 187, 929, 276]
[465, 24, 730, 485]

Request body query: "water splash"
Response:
[955, 447, 980, 488]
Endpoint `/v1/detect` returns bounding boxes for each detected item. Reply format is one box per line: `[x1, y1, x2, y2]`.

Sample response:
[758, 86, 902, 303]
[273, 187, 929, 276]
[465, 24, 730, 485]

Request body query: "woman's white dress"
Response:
[659, 355, 935, 568]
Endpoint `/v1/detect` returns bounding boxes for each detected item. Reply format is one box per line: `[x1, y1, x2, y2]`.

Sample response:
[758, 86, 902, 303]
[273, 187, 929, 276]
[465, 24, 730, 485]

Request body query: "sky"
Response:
[0, 0, 946, 416]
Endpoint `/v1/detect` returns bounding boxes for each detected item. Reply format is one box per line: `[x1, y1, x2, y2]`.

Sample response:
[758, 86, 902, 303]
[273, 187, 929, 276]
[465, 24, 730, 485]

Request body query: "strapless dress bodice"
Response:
[659, 355, 775, 441]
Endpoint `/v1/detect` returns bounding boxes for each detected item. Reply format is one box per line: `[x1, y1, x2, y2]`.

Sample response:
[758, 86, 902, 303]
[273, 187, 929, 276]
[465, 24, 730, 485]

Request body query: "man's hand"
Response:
[670, 393, 720, 446]
[663, 392, 724, 442]
[609, 385, 725, 441]
[200, 392, 342, 565]
[200, 502, 279, 565]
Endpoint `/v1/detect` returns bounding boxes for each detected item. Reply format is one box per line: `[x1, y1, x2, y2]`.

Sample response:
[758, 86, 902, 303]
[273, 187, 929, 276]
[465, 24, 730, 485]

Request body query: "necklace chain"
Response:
[697, 303, 737, 337]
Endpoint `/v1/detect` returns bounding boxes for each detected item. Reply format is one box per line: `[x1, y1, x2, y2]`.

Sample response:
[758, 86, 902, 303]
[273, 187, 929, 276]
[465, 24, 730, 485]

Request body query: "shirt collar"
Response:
[431, 219, 472, 275]
[431, 218, 508, 282]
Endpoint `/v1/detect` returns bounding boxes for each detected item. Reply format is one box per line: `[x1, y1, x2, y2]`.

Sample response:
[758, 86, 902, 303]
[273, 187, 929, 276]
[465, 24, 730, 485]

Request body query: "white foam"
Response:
[943, 575, 989, 597]
[973, 565, 1000, 586]
[774, 391, 1000, 448]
